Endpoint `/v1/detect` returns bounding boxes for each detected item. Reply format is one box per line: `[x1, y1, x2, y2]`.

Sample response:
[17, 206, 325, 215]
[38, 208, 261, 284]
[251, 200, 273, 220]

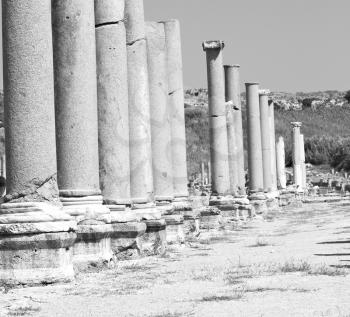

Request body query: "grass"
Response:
[248, 238, 272, 248]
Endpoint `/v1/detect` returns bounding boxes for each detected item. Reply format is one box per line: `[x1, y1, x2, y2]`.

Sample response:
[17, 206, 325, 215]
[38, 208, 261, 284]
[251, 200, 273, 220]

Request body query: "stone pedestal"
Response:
[52, 0, 112, 266]
[224, 65, 246, 194]
[259, 90, 273, 192]
[125, 0, 154, 204]
[291, 122, 303, 191]
[0, 0, 76, 285]
[276, 136, 287, 189]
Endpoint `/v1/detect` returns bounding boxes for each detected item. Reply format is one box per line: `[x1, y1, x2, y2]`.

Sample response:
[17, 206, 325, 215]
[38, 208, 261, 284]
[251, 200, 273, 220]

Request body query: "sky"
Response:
[0, 0, 349, 92]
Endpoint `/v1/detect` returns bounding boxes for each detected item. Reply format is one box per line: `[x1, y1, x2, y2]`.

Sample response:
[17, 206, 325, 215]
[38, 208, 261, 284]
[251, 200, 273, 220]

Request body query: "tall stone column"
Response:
[52, 0, 112, 265]
[0, 155, 6, 196]
[0, 0, 76, 285]
[125, 0, 165, 254]
[224, 73, 239, 196]
[95, 0, 146, 255]
[161, 20, 190, 212]
[201, 162, 206, 187]
[276, 136, 287, 189]
[224, 65, 245, 195]
[246, 83, 264, 192]
[146, 22, 183, 243]
[291, 122, 303, 190]
[202, 41, 230, 196]
[300, 134, 307, 189]
[259, 90, 272, 192]
[268, 101, 278, 191]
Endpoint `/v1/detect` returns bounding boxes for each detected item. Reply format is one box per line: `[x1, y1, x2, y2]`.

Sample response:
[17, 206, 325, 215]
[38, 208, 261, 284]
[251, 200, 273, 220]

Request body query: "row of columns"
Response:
[202, 40, 306, 204]
[0, 0, 190, 285]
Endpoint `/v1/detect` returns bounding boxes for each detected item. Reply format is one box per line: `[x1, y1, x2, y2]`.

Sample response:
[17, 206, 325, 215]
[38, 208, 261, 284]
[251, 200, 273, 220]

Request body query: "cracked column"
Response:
[291, 122, 303, 190]
[268, 101, 278, 192]
[259, 90, 273, 192]
[224, 65, 246, 195]
[202, 41, 232, 229]
[300, 134, 307, 190]
[276, 136, 287, 189]
[146, 21, 184, 244]
[246, 83, 266, 214]
[95, 0, 146, 257]
[161, 20, 192, 219]
[0, 0, 76, 285]
[52, 0, 112, 265]
[125, 0, 166, 255]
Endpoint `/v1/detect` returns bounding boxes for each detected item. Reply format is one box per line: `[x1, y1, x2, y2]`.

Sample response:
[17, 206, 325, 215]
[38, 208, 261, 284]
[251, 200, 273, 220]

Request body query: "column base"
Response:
[106, 205, 147, 260]
[132, 203, 166, 256]
[0, 202, 77, 286]
[279, 188, 303, 208]
[249, 192, 268, 216]
[61, 196, 113, 267]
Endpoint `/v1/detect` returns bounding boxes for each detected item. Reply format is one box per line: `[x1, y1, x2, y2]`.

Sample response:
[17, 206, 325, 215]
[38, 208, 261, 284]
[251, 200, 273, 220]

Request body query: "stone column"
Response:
[225, 90, 239, 195]
[0, 155, 6, 196]
[146, 22, 183, 244]
[161, 20, 190, 212]
[202, 41, 230, 196]
[52, 0, 112, 265]
[259, 90, 272, 192]
[268, 101, 278, 192]
[300, 134, 307, 189]
[0, 0, 76, 285]
[224, 65, 245, 195]
[276, 137, 287, 189]
[125, 0, 165, 254]
[201, 162, 206, 187]
[95, 0, 146, 256]
[208, 161, 212, 186]
[291, 122, 303, 190]
[246, 83, 264, 192]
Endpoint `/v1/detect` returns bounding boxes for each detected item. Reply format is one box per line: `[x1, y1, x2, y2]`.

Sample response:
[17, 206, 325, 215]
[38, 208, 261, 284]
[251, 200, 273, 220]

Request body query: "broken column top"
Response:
[95, 0, 125, 25]
[245, 82, 259, 86]
[224, 64, 240, 68]
[259, 89, 270, 96]
[291, 122, 302, 127]
[202, 40, 225, 51]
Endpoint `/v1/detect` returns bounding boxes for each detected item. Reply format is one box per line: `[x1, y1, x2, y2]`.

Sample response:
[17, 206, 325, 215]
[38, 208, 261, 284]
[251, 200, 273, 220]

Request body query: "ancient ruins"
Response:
[0, 0, 348, 290]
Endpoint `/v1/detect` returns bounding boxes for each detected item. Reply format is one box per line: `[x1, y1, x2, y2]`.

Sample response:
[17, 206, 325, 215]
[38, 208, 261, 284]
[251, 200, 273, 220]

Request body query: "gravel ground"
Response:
[1, 202, 350, 317]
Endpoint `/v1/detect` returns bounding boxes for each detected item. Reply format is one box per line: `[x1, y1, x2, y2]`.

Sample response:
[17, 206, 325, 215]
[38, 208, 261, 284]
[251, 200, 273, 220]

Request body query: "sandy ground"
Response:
[1, 202, 350, 317]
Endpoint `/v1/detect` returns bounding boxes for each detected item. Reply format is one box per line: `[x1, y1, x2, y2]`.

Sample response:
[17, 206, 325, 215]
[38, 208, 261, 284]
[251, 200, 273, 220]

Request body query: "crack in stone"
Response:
[168, 88, 181, 96]
[127, 37, 146, 46]
[3, 174, 59, 203]
[95, 19, 124, 28]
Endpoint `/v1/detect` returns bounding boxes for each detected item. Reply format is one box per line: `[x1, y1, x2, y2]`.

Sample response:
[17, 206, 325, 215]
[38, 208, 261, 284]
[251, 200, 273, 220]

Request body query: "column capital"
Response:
[202, 40, 225, 51]
[291, 122, 302, 128]
[259, 89, 270, 96]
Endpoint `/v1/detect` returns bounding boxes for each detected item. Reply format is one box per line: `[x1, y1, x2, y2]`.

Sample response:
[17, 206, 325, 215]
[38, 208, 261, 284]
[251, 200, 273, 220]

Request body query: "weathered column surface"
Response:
[246, 83, 264, 192]
[125, 0, 165, 253]
[259, 90, 273, 192]
[95, 0, 145, 255]
[224, 69, 239, 195]
[146, 21, 174, 203]
[276, 136, 287, 189]
[300, 134, 307, 189]
[201, 162, 206, 187]
[95, 0, 131, 209]
[161, 20, 189, 205]
[0, 0, 76, 285]
[202, 41, 230, 196]
[224, 65, 245, 195]
[52, 0, 112, 264]
[125, 0, 154, 205]
[291, 122, 303, 190]
[268, 101, 278, 191]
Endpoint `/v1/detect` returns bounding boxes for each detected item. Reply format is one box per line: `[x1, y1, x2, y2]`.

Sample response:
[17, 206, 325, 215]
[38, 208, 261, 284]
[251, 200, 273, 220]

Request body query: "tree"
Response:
[344, 90, 350, 103]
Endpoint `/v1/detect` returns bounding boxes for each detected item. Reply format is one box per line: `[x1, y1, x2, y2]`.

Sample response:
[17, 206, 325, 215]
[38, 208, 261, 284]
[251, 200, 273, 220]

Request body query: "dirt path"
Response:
[1, 202, 350, 317]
